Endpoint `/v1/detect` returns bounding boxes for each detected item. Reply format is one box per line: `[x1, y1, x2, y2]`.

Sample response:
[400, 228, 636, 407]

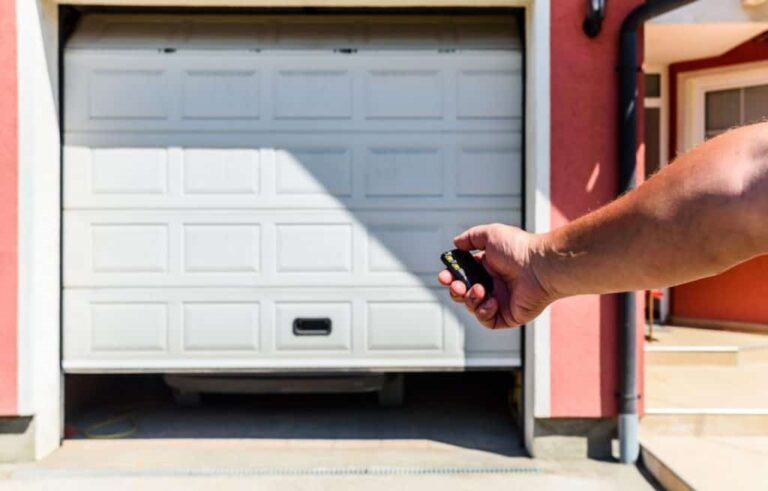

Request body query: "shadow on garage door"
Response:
[64, 372, 524, 457]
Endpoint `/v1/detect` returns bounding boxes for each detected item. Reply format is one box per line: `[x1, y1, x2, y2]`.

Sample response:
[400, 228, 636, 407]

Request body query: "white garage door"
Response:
[62, 14, 524, 372]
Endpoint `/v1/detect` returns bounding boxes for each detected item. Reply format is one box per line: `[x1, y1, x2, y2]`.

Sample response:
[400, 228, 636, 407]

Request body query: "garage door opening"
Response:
[61, 11, 525, 452]
[64, 372, 525, 459]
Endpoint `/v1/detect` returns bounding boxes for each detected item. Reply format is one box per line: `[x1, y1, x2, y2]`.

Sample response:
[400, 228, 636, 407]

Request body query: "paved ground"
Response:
[0, 471, 655, 491]
[641, 325, 768, 489]
[645, 325, 768, 409]
[0, 439, 656, 491]
[0, 373, 656, 490]
[642, 435, 768, 491]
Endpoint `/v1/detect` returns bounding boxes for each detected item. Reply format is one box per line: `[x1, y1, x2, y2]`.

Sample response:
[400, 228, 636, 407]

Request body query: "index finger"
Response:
[453, 225, 491, 251]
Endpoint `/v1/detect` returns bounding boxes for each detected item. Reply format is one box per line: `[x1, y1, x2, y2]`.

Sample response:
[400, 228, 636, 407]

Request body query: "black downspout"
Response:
[617, 0, 698, 464]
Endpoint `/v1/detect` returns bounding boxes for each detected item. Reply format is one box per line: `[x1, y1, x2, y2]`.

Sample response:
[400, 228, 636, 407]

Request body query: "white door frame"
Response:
[643, 64, 671, 322]
[678, 60, 768, 152]
[17, 0, 550, 458]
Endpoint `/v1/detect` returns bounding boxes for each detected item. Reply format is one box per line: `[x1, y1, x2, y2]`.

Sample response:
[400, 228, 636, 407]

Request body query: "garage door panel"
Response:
[183, 149, 260, 195]
[183, 302, 261, 351]
[65, 136, 522, 210]
[184, 224, 261, 273]
[456, 147, 523, 197]
[64, 209, 519, 287]
[63, 14, 523, 371]
[65, 51, 521, 133]
[276, 224, 353, 273]
[90, 302, 169, 352]
[91, 224, 169, 273]
[65, 121, 523, 143]
[88, 148, 169, 195]
[365, 147, 444, 197]
[367, 224, 442, 274]
[89, 69, 170, 120]
[364, 69, 444, 119]
[274, 69, 353, 120]
[457, 69, 522, 119]
[367, 302, 444, 351]
[275, 147, 352, 196]
[70, 15, 521, 51]
[450, 302, 520, 356]
[63, 287, 519, 371]
[182, 70, 261, 120]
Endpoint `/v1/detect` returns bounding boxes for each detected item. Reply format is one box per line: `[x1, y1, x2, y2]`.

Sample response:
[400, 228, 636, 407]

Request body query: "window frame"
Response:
[679, 61, 768, 152]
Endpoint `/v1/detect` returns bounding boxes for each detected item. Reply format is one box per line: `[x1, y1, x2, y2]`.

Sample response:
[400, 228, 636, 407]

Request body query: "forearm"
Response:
[534, 123, 768, 298]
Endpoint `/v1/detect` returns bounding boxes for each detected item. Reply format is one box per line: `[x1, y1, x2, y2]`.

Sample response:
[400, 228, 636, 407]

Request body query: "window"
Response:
[644, 72, 663, 178]
[645, 73, 661, 98]
[705, 83, 768, 139]
[645, 107, 661, 177]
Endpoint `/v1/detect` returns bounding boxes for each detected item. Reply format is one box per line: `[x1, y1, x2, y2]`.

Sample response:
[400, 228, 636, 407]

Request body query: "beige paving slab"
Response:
[646, 325, 768, 349]
[642, 412, 768, 436]
[641, 435, 768, 491]
[645, 363, 768, 409]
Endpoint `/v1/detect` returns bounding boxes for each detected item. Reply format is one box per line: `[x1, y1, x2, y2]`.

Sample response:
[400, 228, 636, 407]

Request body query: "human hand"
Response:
[437, 224, 555, 329]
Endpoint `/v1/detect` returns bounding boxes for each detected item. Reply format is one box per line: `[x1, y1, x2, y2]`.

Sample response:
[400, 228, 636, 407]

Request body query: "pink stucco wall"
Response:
[550, 0, 645, 417]
[0, 0, 18, 416]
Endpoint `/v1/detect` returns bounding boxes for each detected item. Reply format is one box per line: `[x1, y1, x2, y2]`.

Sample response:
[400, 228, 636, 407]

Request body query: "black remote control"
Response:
[440, 249, 494, 300]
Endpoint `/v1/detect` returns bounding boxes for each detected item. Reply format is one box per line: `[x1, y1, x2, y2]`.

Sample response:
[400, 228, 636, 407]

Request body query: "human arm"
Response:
[438, 122, 768, 328]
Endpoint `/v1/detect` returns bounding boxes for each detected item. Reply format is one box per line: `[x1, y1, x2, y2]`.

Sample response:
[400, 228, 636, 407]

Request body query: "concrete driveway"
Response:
[0, 439, 657, 491]
[0, 374, 657, 490]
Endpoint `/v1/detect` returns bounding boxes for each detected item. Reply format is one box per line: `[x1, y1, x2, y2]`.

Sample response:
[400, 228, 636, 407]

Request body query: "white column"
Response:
[523, 0, 551, 456]
[16, 0, 61, 459]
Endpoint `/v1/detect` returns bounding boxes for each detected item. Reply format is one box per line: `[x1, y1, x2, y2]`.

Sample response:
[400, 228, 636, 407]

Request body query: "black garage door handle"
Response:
[293, 318, 332, 336]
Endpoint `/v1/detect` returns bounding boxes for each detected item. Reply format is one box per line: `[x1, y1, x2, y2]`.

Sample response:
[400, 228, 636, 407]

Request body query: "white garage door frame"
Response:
[16, 0, 550, 459]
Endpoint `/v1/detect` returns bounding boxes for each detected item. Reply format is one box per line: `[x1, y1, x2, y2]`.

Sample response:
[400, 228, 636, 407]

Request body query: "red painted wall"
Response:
[669, 33, 768, 327]
[0, 0, 18, 415]
[675, 258, 768, 326]
[550, 0, 645, 417]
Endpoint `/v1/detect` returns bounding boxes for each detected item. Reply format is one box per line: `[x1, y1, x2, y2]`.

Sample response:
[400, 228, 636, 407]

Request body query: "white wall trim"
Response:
[16, 0, 551, 459]
[679, 60, 768, 152]
[523, 0, 551, 454]
[16, 0, 61, 459]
